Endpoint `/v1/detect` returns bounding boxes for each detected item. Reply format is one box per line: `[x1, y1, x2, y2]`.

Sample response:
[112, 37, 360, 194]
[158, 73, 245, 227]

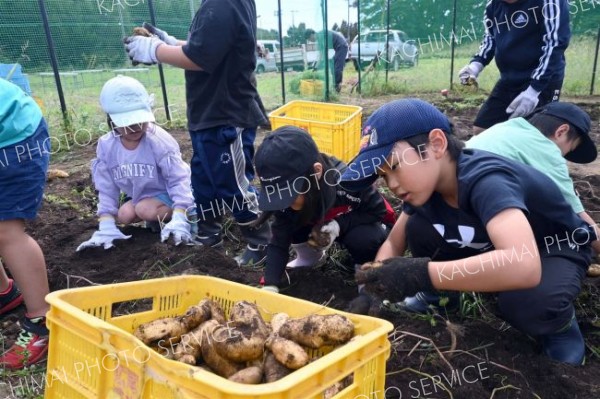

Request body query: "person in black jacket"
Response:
[254, 126, 394, 294]
[459, 0, 570, 133]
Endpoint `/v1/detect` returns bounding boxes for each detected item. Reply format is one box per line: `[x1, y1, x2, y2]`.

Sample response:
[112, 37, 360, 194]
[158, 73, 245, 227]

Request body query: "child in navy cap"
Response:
[342, 98, 595, 365]
[254, 126, 395, 297]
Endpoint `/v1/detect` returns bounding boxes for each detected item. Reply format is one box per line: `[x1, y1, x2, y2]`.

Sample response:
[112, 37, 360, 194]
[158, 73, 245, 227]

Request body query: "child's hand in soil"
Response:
[355, 257, 434, 302]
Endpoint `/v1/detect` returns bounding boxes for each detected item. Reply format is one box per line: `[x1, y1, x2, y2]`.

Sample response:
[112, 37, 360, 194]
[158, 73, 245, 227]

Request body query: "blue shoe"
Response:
[397, 291, 460, 314]
[540, 315, 585, 366]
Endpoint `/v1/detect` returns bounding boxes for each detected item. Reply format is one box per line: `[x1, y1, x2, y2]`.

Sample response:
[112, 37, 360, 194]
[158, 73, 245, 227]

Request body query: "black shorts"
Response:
[474, 79, 563, 129]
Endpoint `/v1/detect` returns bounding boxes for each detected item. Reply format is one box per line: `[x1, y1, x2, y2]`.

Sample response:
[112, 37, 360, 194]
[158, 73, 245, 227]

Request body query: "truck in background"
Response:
[349, 30, 418, 71]
[257, 40, 329, 71]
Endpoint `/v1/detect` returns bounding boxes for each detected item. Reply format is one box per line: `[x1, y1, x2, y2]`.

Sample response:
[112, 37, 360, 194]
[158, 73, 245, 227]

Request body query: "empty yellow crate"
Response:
[299, 79, 324, 96]
[269, 100, 363, 163]
[44, 275, 393, 399]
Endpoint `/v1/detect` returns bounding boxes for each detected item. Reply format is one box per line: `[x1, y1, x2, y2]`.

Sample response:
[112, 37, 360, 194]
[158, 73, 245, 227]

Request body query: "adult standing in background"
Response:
[123, 0, 271, 267]
[459, 0, 570, 134]
[306, 29, 349, 93]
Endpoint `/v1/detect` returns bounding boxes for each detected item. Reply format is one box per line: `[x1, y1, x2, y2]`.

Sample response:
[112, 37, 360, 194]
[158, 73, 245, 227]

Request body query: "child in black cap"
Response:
[467, 102, 600, 258]
[254, 126, 395, 296]
[341, 98, 595, 365]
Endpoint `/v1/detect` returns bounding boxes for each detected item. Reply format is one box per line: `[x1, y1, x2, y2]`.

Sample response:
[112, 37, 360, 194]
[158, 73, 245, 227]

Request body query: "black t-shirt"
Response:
[182, 0, 267, 131]
[404, 149, 593, 253]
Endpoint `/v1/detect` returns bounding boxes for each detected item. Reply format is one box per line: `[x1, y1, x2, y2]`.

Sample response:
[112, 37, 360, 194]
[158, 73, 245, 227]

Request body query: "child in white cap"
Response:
[77, 76, 195, 250]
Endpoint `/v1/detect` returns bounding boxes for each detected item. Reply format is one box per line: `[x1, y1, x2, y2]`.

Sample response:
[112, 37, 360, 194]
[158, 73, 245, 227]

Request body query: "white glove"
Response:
[308, 220, 340, 252]
[76, 219, 132, 251]
[124, 35, 164, 65]
[143, 22, 179, 46]
[506, 85, 540, 119]
[458, 61, 484, 85]
[160, 210, 192, 246]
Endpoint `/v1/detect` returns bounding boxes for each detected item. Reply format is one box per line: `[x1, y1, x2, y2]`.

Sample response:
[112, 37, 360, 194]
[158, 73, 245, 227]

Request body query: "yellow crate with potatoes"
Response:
[44, 275, 393, 399]
[269, 100, 363, 163]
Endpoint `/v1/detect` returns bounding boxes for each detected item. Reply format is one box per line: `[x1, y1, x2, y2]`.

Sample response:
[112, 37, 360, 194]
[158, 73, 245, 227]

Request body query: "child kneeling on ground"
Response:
[77, 76, 195, 251]
[341, 98, 595, 366]
[254, 126, 395, 296]
[0, 79, 51, 369]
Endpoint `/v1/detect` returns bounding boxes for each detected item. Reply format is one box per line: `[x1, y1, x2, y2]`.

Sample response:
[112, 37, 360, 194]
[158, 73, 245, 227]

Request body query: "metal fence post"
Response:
[385, 0, 390, 83]
[590, 26, 600, 96]
[37, 0, 69, 126]
[277, 0, 285, 104]
[324, 0, 330, 101]
[357, 0, 361, 94]
[147, 0, 171, 122]
[450, 0, 458, 88]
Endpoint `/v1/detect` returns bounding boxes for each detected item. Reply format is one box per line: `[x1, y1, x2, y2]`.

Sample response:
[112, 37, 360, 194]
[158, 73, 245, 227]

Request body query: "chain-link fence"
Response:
[1, 0, 598, 135]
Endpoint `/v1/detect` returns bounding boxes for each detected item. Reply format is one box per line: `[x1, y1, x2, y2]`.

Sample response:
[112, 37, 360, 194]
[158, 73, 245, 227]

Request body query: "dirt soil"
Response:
[2, 95, 600, 398]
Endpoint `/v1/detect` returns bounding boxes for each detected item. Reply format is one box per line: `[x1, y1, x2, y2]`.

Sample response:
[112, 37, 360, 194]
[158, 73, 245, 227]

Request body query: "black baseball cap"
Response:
[254, 126, 320, 211]
[531, 102, 596, 164]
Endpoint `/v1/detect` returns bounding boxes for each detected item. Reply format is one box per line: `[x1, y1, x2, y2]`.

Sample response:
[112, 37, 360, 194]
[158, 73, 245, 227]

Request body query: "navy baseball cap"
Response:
[531, 102, 596, 164]
[254, 126, 320, 211]
[341, 98, 452, 191]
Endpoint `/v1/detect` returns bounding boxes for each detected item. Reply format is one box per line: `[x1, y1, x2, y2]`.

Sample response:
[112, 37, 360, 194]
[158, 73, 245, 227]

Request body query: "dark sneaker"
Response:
[0, 279, 24, 316]
[395, 291, 460, 314]
[190, 233, 223, 248]
[235, 244, 267, 267]
[0, 316, 49, 369]
[540, 314, 585, 365]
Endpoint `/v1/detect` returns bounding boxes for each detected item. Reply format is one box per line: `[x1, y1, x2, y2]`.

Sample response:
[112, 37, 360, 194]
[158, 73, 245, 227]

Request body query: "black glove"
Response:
[355, 257, 433, 302]
[346, 292, 382, 316]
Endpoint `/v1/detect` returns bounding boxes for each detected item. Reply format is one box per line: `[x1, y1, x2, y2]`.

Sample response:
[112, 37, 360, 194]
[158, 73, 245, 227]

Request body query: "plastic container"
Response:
[299, 79, 324, 96]
[269, 100, 363, 163]
[44, 275, 393, 399]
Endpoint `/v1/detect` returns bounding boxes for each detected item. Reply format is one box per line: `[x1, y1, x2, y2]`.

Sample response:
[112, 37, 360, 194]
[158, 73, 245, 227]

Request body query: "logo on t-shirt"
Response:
[433, 223, 492, 250]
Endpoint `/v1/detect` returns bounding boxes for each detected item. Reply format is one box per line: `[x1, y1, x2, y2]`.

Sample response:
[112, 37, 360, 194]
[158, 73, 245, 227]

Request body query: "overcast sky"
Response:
[256, 0, 356, 34]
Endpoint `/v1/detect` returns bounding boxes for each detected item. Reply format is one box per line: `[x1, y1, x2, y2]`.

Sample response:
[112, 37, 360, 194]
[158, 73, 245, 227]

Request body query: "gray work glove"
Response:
[160, 210, 192, 246]
[76, 219, 131, 251]
[458, 61, 483, 85]
[506, 85, 540, 119]
[123, 35, 163, 65]
[142, 22, 179, 46]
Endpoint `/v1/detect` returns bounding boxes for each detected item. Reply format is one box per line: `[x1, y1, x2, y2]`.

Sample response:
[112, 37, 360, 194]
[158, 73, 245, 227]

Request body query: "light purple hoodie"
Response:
[92, 124, 194, 217]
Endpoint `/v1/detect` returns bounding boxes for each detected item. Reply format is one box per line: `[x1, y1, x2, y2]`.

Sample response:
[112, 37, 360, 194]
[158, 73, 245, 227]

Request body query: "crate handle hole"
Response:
[111, 297, 154, 318]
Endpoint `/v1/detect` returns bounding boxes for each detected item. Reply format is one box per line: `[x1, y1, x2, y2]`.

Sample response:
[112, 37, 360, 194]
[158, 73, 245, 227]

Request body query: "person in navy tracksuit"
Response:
[458, 0, 571, 133]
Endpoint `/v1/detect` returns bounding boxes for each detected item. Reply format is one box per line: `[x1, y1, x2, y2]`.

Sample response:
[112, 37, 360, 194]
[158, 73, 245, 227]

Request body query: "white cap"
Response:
[100, 75, 155, 128]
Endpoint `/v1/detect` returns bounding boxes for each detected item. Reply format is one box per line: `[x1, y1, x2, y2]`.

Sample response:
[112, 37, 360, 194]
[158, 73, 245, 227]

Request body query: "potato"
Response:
[213, 322, 266, 362]
[265, 336, 309, 369]
[173, 319, 215, 364]
[134, 317, 187, 345]
[587, 263, 600, 277]
[229, 301, 271, 336]
[228, 366, 263, 384]
[132, 26, 152, 37]
[279, 314, 354, 348]
[208, 300, 226, 324]
[201, 320, 245, 378]
[47, 169, 69, 180]
[270, 313, 289, 335]
[264, 351, 292, 383]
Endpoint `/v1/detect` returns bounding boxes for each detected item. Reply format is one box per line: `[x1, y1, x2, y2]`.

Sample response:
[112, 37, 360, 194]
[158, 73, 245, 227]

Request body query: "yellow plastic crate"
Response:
[299, 79, 324, 96]
[44, 275, 393, 399]
[269, 100, 363, 163]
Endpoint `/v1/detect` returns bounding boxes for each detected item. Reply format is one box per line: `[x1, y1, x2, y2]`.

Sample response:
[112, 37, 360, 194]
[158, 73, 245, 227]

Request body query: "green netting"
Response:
[0, 0, 598, 135]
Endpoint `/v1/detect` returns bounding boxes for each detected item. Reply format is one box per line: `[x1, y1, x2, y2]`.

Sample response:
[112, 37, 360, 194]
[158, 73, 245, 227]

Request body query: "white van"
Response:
[257, 40, 280, 59]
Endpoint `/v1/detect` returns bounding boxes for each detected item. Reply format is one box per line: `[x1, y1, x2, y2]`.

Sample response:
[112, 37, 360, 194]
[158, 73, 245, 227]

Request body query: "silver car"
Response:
[350, 29, 418, 71]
